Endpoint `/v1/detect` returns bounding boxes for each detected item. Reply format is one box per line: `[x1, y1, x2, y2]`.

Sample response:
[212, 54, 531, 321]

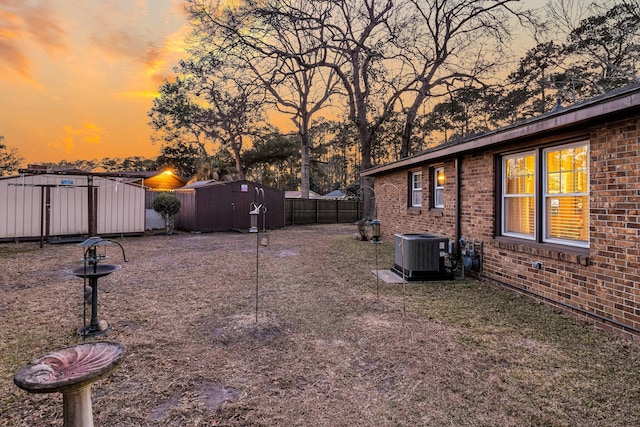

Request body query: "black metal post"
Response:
[39, 187, 45, 248]
[375, 243, 379, 300]
[255, 230, 259, 323]
[89, 277, 99, 332]
[87, 175, 96, 236]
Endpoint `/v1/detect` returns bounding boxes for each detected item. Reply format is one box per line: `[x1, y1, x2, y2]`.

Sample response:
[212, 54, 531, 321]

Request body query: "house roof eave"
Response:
[362, 84, 640, 177]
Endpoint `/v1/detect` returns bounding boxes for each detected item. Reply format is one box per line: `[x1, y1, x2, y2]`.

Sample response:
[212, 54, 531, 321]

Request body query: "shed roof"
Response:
[0, 172, 142, 188]
[176, 179, 283, 192]
[180, 179, 217, 189]
[324, 190, 347, 199]
[122, 171, 188, 190]
[285, 190, 324, 199]
[362, 82, 640, 176]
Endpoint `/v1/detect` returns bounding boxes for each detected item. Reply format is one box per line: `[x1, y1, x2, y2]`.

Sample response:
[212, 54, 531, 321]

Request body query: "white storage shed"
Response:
[0, 172, 146, 242]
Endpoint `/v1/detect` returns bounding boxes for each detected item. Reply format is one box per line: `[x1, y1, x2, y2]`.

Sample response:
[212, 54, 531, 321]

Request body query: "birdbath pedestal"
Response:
[72, 264, 121, 336]
[13, 341, 125, 427]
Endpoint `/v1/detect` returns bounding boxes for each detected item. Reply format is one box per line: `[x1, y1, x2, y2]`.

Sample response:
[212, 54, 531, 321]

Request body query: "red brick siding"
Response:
[588, 115, 640, 337]
[374, 164, 457, 240]
[373, 113, 640, 339]
[459, 153, 496, 243]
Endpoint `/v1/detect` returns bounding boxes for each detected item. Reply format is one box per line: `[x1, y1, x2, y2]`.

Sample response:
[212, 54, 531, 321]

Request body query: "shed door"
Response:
[231, 183, 258, 231]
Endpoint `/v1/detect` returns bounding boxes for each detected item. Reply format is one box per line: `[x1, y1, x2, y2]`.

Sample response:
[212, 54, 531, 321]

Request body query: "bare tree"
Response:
[267, 0, 524, 215]
[398, 0, 526, 158]
[185, 0, 341, 198]
[190, 0, 408, 214]
[184, 0, 527, 217]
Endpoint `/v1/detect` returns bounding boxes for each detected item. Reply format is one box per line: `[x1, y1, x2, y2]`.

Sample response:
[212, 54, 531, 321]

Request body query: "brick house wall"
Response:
[371, 110, 640, 339]
[374, 162, 459, 240]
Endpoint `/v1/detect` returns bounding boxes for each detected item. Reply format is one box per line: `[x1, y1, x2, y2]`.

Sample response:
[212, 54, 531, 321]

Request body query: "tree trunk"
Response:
[400, 107, 418, 159]
[361, 175, 375, 219]
[356, 119, 375, 219]
[232, 141, 245, 180]
[401, 82, 431, 159]
[300, 137, 310, 198]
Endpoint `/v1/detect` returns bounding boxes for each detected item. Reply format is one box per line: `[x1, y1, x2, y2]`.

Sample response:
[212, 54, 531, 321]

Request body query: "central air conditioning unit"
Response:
[391, 233, 454, 281]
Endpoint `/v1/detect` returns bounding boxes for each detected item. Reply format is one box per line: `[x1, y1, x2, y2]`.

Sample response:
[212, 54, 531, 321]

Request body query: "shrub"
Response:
[153, 192, 181, 234]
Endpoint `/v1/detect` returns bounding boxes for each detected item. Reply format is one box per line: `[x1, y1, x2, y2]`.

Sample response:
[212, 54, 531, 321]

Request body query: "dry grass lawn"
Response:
[1, 224, 640, 426]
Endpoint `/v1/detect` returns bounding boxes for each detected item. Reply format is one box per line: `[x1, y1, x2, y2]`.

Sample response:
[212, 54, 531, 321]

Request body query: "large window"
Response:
[433, 167, 445, 208]
[410, 171, 422, 207]
[544, 144, 589, 245]
[501, 142, 589, 248]
[503, 152, 536, 238]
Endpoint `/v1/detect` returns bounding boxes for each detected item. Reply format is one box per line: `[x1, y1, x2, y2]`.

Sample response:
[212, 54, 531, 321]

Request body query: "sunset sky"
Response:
[1, 0, 544, 167]
[1, 0, 190, 165]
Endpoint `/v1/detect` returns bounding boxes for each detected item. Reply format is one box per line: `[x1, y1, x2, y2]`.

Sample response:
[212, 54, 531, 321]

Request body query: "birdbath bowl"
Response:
[71, 264, 121, 279]
[14, 341, 125, 427]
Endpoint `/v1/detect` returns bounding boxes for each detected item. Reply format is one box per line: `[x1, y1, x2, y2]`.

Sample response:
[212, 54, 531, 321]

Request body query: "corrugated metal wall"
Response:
[50, 179, 88, 236]
[0, 175, 42, 239]
[0, 174, 145, 240]
[96, 177, 145, 234]
[173, 189, 197, 231]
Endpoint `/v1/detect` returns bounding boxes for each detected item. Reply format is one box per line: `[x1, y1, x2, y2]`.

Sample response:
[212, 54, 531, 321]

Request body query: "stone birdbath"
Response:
[14, 341, 126, 427]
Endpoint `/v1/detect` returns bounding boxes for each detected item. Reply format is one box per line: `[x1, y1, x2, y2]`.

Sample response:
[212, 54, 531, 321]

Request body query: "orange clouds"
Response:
[48, 123, 107, 155]
[0, 2, 67, 81]
[84, 1, 189, 100]
[0, 33, 30, 79]
[90, 29, 162, 65]
[0, 0, 191, 164]
[18, 4, 66, 51]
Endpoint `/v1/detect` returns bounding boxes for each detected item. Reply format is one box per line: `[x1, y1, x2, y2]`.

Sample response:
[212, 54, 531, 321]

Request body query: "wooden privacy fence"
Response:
[285, 199, 363, 225]
[149, 190, 362, 226]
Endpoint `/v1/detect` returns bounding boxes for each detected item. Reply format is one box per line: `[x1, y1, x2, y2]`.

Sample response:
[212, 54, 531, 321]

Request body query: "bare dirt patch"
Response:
[1, 224, 640, 426]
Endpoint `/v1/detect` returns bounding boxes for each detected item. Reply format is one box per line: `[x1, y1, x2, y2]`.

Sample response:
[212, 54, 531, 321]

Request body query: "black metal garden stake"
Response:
[250, 187, 265, 323]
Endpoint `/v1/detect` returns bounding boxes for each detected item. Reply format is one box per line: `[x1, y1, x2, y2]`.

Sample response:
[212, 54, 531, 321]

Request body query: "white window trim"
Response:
[411, 170, 422, 207]
[501, 142, 590, 249]
[542, 142, 590, 248]
[433, 167, 445, 209]
[502, 150, 537, 241]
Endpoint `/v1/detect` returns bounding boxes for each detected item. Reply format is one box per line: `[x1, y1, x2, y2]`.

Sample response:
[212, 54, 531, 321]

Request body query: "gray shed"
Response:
[174, 180, 285, 232]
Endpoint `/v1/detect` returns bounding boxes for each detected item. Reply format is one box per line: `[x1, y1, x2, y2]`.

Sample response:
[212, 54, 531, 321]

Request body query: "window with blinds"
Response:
[503, 152, 536, 238]
[544, 144, 589, 246]
[501, 142, 589, 248]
